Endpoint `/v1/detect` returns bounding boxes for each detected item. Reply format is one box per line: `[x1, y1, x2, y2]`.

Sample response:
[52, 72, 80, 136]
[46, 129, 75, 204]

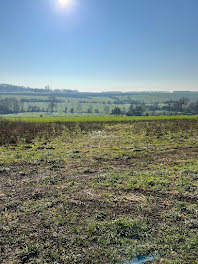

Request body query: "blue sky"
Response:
[0, 0, 198, 91]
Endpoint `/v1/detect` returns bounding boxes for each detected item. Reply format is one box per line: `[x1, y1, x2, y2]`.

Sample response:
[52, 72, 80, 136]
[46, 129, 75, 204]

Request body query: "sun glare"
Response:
[58, 0, 71, 7]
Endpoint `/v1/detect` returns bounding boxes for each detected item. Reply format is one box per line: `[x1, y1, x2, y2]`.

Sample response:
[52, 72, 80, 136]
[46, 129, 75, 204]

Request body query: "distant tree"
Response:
[12, 99, 20, 113]
[180, 97, 189, 114]
[87, 105, 93, 113]
[195, 100, 198, 114]
[70, 107, 74, 114]
[45, 85, 50, 91]
[166, 100, 173, 115]
[104, 105, 110, 114]
[153, 102, 160, 111]
[20, 102, 24, 113]
[126, 104, 134, 116]
[122, 107, 126, 115]
[126, 104, 144, 116]
[0, 98, 21, 114]
[76, 103, 82, 113]
[186, 100, 198, 114]
[173, 98, 189, 114]
[111, 106, 122, 116]
[48, 96, 57, 112]
[27, 105, 41, 112]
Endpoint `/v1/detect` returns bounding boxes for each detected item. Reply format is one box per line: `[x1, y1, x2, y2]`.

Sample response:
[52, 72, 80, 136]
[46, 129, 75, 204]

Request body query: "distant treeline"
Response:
[0, 84, 78, 95]
[1, 83, 198, 99]
[0, 98, 22, 114]
[1, 95, 198, 116]
[112, 98, 198, 116]
[20, 98, 64, 103]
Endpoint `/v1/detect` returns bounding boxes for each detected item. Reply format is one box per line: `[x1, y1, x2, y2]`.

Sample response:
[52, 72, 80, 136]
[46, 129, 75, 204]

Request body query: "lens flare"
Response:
[58, 0, 71, 7]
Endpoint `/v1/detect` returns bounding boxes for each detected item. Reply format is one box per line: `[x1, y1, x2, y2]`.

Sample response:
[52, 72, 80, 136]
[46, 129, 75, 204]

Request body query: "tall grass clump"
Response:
[0, 119, 62, 145]
[0, 119, 106, 145]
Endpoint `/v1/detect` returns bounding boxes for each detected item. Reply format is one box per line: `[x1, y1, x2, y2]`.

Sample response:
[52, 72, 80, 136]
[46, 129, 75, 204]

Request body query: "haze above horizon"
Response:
[0, 0, 198, 92]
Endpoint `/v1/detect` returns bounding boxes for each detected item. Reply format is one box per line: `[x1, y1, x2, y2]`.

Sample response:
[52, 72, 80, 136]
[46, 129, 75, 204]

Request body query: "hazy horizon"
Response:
[1, 79, 198, 93]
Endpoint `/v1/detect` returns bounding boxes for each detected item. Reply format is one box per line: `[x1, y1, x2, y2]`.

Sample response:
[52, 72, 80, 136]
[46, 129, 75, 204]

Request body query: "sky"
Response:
[0, 0, 198, 92]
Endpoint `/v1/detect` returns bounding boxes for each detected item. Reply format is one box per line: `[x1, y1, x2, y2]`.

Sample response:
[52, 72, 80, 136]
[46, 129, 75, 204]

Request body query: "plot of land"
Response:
[0, 118, 197, 263]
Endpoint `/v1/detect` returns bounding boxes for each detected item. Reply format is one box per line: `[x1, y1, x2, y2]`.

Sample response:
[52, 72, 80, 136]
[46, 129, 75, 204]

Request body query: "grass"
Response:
[0, 118, 197, 263]
[5, 115, 198, 123]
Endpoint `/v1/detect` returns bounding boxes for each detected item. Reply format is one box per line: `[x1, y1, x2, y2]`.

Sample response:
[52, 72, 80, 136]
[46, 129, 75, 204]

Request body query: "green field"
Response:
[1, 87, 198, 117]
[0, 118, 198, 263]
[5, 115, 198, 123]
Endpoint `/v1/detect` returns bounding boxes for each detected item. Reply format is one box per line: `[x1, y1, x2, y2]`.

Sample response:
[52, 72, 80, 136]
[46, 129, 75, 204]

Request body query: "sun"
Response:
[58, 0, 71, 7]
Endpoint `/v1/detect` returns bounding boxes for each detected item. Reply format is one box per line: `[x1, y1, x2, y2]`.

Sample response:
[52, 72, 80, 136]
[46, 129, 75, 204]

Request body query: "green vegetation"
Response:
[1, 85, 198, 117]
[5, 115, 198, 123]
[0, 118, 198, 263]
